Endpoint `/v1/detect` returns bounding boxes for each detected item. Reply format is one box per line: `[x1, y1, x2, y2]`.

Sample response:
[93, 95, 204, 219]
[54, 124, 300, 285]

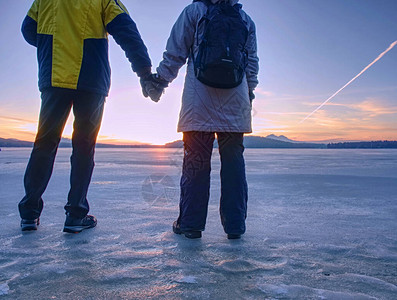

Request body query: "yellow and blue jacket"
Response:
[22, 0, 152, 96]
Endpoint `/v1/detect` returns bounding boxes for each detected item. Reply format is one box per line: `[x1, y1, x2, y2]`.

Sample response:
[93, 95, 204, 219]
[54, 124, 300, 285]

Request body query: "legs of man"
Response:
[64, 90, 105, 219]
[177, 131, 215, 233]
[217, 132, 248, 237]
[19, 88, 73, 221]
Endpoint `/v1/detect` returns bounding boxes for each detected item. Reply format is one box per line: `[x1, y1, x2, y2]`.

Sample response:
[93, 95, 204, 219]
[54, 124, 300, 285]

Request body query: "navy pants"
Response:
[178, 131, 248, 235]
[18, 87, 105, 220]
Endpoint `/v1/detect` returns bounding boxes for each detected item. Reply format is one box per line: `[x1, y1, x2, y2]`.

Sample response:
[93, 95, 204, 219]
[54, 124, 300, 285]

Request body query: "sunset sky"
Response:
[0, 0, 396, 145]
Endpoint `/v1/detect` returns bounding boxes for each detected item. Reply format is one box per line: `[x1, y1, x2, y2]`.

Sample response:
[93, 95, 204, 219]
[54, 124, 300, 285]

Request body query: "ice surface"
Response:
[0, 148, 396, 299]
[0, 283, 9, 296]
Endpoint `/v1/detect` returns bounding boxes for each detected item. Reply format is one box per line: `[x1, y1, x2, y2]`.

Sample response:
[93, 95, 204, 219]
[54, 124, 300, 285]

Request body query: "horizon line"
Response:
[1, 135, 397, 146]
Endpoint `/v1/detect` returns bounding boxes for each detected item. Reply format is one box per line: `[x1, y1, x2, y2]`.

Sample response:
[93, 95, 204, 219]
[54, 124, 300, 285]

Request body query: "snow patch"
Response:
[0, 283, 9, 295]
[175, 275, 198, 284]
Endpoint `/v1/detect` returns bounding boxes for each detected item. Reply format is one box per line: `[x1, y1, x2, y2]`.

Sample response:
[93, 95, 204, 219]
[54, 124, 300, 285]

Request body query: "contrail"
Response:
[299, 40, 397, 124]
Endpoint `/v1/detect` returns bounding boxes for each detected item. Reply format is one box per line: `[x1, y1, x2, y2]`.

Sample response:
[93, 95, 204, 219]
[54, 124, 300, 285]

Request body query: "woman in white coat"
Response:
[156, 0, 259, 239]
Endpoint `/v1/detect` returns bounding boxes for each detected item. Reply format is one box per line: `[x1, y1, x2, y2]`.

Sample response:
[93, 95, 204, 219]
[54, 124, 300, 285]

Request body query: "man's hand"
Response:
[140, 74, 169, 102]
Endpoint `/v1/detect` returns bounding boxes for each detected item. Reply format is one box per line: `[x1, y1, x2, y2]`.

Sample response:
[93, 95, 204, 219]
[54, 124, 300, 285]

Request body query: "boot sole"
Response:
[21, 224, 38, 231]
[21, 219, 40, 231]
[227, 234, 241, 240]
[183, 231, 202, 239]
[173, 225, 201, 239]
[63, 223, 96, 233]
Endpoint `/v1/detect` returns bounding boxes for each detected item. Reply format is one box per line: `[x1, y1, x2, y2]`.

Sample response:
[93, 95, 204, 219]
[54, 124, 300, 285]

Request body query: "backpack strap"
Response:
[191, 0, 212, 74]
[192, 0, 213, 56]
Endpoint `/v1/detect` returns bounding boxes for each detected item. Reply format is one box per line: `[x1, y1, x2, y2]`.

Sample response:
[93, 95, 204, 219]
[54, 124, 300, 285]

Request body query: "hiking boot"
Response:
[227, 234, 241, 240]
[63, 215, 97, 233]
[172, 221, 202, 239]
[21, 218, 40, 231]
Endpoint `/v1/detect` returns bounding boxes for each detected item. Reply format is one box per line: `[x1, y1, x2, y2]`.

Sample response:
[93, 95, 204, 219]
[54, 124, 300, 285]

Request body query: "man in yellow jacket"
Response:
[19, 0, 152, 233]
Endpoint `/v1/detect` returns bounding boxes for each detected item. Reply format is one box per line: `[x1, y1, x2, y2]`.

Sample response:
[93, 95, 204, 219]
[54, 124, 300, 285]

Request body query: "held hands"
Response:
[140, 73, 252, 103]
[140, 73, 169, 102]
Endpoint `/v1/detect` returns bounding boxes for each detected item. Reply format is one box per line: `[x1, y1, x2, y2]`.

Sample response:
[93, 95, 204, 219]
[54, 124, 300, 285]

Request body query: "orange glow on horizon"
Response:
[1, 126, 396, 145]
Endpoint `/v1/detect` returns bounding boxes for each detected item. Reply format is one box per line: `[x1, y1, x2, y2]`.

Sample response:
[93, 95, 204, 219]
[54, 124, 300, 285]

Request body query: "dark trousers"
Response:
[178, 131, 248, 235]
[18, 87, 105, 220]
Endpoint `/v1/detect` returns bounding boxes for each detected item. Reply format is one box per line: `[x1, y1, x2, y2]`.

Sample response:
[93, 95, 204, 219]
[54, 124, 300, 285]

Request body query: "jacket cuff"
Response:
[248, 80, 259, 91]
[136, 66, 152, 78]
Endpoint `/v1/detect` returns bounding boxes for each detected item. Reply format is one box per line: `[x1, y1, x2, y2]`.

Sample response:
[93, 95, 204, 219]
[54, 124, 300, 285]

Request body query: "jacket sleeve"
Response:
[21, 0, 39, 47]
[103, 0, 151, 76]
[245, 19, 259, 90]
[157, 5, 198, 83]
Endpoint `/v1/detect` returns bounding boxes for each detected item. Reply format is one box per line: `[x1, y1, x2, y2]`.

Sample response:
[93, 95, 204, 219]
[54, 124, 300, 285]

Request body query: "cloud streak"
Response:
[299, 40, 397, 124]
[0, 115, 35, 123]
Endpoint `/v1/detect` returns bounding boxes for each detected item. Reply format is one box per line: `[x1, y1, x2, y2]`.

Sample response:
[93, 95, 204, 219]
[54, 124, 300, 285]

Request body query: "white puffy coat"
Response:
[157, 0, 259, 133]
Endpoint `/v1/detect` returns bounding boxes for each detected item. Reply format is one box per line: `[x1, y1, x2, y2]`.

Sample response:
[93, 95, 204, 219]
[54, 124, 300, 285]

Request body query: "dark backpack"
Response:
[192, 0, 249, 89]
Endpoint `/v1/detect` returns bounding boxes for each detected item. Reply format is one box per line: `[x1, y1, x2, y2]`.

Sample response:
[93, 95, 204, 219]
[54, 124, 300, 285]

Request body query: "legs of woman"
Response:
[177, 131, 215, 232]
[217, 132, 248, 236]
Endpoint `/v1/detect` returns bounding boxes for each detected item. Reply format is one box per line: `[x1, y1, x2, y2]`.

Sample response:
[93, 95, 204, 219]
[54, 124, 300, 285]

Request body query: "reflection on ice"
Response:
[0, 148, 396, 299]
[91, 181, 118, 185]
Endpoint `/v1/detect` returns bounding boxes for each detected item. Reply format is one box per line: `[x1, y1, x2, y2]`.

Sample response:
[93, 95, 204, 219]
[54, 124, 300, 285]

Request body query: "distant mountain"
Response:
[0, 138, 33, 147]
[59, 138, 72, 147]
[327, 141, 397, 149]
[0, 137, 75, 148]
[244, 136, 325, 148]
[165, 135, 326, 149]
[265, 134, 298, 143]
[164, 140, 184, 148]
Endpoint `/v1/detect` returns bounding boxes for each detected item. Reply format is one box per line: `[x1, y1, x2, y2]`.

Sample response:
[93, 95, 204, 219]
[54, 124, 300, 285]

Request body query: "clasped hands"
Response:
[140, 72, 255, 103]
[140, 73, 169, 103]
